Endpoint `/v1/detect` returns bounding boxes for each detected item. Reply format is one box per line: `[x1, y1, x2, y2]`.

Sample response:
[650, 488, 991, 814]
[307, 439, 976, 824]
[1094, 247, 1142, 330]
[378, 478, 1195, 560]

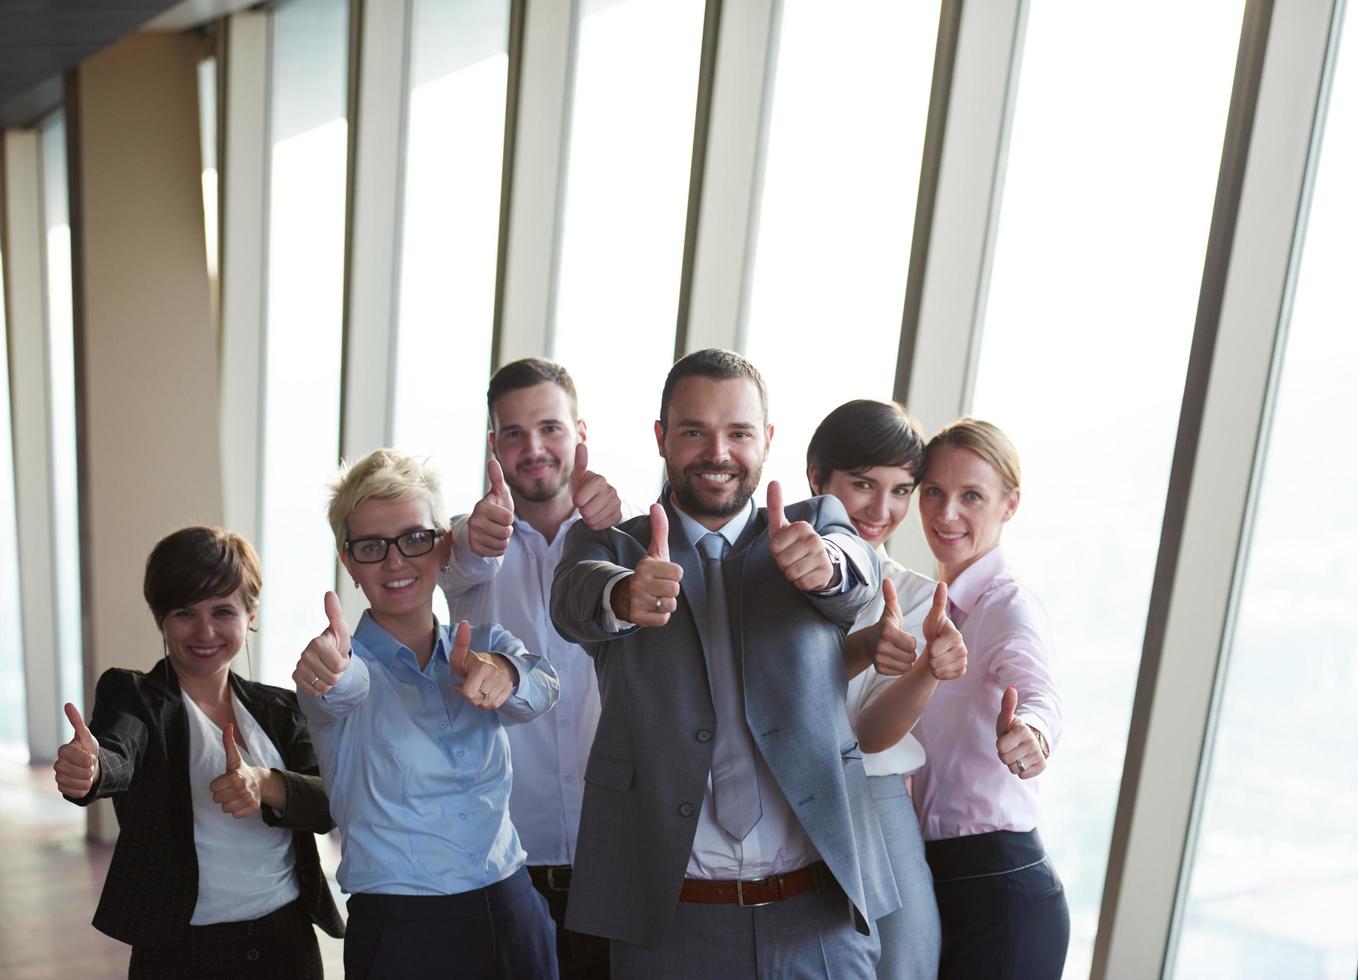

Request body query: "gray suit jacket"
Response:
[550, 493, 899, 948]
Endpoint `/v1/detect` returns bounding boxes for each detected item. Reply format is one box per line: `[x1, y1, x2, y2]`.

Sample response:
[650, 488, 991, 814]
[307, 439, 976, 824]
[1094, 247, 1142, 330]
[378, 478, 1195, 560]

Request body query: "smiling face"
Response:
[917, 443, 1019, 582]
[340, 495, 451, 628]
[490, 382, 585, 504]
[161, 590, 254, 683]
[656, 376, 772, 530]
[813, 464, 917, 547]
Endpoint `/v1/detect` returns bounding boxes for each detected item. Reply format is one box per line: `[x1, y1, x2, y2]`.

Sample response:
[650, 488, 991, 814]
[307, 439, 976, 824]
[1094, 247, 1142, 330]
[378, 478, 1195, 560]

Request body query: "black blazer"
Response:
[67, 660, 345, 947]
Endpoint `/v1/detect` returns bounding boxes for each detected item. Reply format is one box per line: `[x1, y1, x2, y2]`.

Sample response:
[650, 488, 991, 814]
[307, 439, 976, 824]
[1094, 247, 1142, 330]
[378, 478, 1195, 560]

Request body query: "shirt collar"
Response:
[354, 610, 450, 668]
[946, 545, 1007, 616]
[511, 509, 582, 542]
[671, 496, 754, 550]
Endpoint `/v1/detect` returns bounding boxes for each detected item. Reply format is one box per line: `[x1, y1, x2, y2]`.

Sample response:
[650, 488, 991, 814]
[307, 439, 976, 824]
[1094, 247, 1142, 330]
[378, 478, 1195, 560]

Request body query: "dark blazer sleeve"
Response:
[248, 685, 335, 834]
[66, 669, 150, 806]
[550, 517, 647, 650]
[798, 495, 881, 629]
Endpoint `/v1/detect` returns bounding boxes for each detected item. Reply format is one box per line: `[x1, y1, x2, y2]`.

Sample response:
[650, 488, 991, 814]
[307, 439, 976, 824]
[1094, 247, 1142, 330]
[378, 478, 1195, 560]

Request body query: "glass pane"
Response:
[551, 0, 706, 506]
[0, 237, 26, 756]
[1173, 9, 1358, 978]
[967, 3, 1245, 976]
[392, 0, 510, 518]
[257, 0, 350, 685]
[41, 114, 84, 716]
[744, 0, 940, 498]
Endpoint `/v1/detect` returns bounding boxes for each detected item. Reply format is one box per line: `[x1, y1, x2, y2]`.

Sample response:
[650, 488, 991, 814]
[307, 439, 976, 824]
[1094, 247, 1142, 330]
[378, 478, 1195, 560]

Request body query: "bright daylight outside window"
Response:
[744, 0, 940, 501]
[968, 3, 1245, 977]
[392, 0, 510, 523]
[41, 113, 83, 716]
[551, 0, 706, 508]
[1172, 7, 1358, 977]
[0, 241, 26, 756]
[257, 0, 350, 685]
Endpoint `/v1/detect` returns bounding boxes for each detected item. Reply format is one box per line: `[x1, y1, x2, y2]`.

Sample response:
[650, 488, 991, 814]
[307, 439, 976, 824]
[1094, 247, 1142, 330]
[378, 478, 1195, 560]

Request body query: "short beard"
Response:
[666, 460, 760, 520]
[503, 458, 571, 504]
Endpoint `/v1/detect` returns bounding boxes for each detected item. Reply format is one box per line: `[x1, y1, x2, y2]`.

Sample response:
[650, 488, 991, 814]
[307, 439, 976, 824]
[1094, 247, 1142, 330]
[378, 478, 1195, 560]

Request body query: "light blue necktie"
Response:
[699, 532, 763, 842]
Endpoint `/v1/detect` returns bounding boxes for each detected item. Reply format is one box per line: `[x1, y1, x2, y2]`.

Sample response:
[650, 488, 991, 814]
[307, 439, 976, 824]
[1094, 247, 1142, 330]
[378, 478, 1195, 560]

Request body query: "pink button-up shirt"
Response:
[911, 546, 1061, 841]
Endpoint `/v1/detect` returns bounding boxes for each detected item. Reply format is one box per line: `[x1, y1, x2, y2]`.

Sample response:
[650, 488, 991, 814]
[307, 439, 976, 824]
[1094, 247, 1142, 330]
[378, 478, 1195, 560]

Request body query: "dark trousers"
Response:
[128, 898, 323, 979]
[344, 867, 558, 980]
[925, 829, 1070, 980]
[528, 864, 611, 980]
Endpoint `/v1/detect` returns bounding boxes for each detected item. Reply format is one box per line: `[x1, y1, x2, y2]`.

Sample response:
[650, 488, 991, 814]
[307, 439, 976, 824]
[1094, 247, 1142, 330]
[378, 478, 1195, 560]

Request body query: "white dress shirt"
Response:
[440, 511, 601, 867]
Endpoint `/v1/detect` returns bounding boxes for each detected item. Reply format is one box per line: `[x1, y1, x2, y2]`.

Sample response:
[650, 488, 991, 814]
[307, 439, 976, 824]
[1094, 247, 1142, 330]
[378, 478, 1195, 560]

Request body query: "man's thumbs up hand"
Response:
[767, 482, 835, 592]
[469, 458, 516, 557]
[570, 443, 622, 531]
[53, 703, 100, 798]
[611, 504, 683, 628]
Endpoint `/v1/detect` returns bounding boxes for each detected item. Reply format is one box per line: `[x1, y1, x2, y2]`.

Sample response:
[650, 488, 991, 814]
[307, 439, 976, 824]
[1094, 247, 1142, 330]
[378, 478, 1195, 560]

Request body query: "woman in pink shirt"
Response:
[911, 417, 1068, 979]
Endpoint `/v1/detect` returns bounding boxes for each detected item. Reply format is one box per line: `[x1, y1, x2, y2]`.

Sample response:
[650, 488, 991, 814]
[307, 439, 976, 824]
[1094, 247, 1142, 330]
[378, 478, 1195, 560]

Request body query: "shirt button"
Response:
[696, 729, 712, 743]
[246, 949, 260, 962]
[459, 811, 468, 820]
[678, 803, 694, 817]
[456, 748, 466, 757]
[439, 721, 447, 729]
[426, 684, 434, 692]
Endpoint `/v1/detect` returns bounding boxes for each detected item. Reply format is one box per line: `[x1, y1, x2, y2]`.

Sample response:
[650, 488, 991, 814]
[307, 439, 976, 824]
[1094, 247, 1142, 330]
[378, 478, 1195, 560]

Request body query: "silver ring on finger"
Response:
[309, 674, 321, 688]
[479, 688, 491, 699]
[1016, 758, 1028, 774]
[654, 596, 663, 612]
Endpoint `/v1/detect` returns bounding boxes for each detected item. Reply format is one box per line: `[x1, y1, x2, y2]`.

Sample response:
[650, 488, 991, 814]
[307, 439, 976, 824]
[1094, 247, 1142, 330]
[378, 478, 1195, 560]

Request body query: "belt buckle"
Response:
[545, 867, 570, 892]
[736, 876, 776, 908]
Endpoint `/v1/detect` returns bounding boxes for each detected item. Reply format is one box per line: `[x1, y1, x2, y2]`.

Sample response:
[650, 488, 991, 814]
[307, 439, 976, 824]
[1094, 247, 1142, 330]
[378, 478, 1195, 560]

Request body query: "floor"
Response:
[0, 761, 346, 978]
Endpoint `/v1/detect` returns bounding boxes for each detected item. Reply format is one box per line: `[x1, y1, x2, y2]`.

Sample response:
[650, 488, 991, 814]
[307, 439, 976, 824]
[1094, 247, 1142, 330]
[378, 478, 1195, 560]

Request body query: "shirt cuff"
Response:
[600, 572, 639, 632]
[813, 540, 852, 594]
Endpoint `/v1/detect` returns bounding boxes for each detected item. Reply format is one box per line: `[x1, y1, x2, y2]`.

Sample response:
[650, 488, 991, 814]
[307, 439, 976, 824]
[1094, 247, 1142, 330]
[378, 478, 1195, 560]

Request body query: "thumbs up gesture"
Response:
[996, 685, 1047, 779]
[293, 591, 351, 697]
[767, 482, 835, 592]
[209, 723, 279, 818]
[921, 582, 967, 681]
[449, 620, 515, 710]
[570, 443, 623, 531]
[871, 579, 919, 676]
[469, 458, 516, 557]
[53, 702, 101, 798]
[611, 504, 683, 627]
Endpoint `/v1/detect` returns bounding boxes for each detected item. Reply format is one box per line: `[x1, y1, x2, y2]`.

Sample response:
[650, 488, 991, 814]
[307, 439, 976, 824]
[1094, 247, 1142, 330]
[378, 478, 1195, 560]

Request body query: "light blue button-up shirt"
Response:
[299, 612, 560, 896]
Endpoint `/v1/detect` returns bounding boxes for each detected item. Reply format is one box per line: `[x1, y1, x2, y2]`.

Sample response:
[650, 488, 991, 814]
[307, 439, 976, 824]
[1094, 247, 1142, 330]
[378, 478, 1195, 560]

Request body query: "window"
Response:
[966, 3, 1246, 975]
[256, 0, 350, 684]
[0, 238, 25, 756]
[391, 0, 511, 517]
[743, 0, 941, 500]
[551, 0, 707, 507]
[40, 113, 83, 715]
[1172, 8, 1358, 977]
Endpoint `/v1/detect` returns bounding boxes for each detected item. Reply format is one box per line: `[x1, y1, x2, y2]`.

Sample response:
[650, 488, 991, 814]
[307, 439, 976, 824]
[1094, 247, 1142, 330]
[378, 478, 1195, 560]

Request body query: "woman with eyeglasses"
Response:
[53, 525, 343, 978]
[292, 448, 561, 980]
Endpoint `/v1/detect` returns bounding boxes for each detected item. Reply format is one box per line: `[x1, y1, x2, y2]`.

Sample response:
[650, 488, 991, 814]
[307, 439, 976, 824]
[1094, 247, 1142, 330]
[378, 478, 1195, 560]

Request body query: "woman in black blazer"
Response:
[53, 526, 343, 978]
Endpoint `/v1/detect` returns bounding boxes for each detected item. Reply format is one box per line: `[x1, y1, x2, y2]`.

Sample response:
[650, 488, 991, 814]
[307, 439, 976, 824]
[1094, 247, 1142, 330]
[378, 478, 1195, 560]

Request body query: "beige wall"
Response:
[70, 33, 221, 840]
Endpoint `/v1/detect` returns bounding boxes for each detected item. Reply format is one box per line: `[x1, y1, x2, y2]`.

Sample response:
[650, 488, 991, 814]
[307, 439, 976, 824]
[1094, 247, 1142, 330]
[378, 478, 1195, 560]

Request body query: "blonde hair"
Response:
[327, 449, 449, 549]
[926, 417, 1021, 492]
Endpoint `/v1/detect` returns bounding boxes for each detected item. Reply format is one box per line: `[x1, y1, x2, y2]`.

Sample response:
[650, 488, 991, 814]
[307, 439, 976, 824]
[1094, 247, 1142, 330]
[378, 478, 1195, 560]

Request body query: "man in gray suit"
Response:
[550, 349, 899, 978]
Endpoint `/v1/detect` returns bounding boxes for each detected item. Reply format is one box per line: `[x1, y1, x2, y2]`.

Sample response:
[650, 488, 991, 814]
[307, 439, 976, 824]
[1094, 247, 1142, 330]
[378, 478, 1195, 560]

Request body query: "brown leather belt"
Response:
[678, 862, 825, 908]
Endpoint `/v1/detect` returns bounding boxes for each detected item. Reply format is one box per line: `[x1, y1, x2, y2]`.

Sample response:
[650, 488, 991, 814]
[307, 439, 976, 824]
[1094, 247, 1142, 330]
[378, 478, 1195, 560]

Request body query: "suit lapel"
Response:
[153, 659, 194, 819]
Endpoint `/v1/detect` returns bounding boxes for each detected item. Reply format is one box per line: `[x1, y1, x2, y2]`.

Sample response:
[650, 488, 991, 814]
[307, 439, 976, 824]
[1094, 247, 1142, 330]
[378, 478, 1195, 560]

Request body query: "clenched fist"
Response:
[611, 505, 683, 628]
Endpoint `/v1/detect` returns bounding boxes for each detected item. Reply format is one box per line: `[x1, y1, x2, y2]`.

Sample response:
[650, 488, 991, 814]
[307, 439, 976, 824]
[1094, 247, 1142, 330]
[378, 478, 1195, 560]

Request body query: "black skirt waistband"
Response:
[924, 829, 1048, 882]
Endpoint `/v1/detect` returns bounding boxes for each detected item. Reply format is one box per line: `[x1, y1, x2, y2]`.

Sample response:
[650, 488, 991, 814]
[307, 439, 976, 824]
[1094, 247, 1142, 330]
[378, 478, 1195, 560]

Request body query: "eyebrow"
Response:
[673, 419, 757, 430]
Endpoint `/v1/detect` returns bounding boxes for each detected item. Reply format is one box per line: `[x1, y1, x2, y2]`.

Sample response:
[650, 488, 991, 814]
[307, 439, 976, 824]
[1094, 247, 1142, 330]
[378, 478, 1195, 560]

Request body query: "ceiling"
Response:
[0, 0, 216, 128]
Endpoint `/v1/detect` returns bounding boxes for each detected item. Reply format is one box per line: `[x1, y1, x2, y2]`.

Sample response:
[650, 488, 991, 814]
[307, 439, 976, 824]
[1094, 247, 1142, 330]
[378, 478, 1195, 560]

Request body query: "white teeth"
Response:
[699, 473, 734, 484]
[385, 578, 416, 588]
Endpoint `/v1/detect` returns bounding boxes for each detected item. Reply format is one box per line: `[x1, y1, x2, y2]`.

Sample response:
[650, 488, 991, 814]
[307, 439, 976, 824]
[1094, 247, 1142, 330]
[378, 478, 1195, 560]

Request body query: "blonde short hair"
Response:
[327, 449, 449, 549]
[926, 417, 1021, 492]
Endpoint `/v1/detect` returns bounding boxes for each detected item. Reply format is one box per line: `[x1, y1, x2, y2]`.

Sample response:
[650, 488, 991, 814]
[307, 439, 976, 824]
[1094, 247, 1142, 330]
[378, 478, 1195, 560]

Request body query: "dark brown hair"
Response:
[806, 399, 926, 492]
[659, 348, 768, 430]
[143, 526, 262, 627]
[486, 357, 579, 426]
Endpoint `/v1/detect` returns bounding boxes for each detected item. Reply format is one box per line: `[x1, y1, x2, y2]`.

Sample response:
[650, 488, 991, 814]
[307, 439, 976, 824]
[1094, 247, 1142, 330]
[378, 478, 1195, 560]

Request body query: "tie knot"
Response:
[699, 533, 727, 562]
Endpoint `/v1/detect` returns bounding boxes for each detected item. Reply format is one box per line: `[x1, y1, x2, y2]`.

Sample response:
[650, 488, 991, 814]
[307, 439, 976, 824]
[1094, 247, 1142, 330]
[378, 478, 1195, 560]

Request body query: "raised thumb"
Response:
[996, 685, 1019, 737]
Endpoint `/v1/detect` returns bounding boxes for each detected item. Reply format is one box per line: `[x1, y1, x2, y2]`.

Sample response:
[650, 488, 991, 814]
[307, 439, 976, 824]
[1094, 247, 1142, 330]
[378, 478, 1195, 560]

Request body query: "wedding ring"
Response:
[654, 597, 663, 612]
[479, 689, 491, 699]
[309, 675, 321, 688]
[1016, 759, 1028, 774]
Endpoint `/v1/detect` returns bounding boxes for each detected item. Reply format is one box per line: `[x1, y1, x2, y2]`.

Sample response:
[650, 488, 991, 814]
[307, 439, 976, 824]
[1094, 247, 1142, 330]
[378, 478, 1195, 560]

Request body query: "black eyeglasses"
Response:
[344, 528, 444, 564]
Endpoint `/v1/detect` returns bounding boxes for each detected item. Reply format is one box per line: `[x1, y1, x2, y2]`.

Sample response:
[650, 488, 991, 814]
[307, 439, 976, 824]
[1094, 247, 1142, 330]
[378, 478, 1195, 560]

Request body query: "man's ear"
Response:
[654, 419, 665, 456]
[576, 417, 588, 444]
[487, 429, 497, 456]
[763, 423, 775, 460]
